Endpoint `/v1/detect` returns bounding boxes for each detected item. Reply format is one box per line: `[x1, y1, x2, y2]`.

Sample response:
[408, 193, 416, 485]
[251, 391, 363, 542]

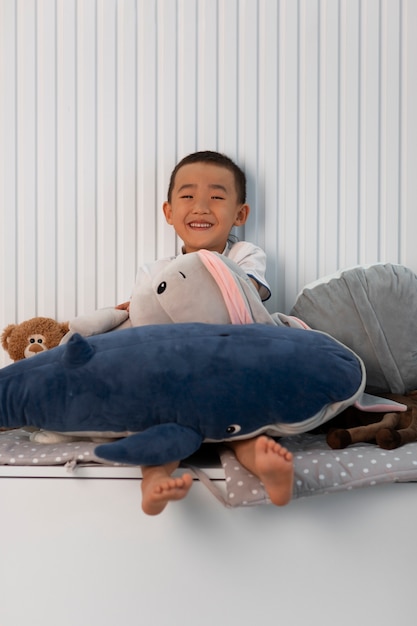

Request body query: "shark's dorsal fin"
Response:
[62, 333, 95, 368]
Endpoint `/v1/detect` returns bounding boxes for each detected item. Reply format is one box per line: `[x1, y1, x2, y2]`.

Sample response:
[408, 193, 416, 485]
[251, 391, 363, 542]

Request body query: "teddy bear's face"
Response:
[1, 318, 69, 362]
[24, 333, 50, 359]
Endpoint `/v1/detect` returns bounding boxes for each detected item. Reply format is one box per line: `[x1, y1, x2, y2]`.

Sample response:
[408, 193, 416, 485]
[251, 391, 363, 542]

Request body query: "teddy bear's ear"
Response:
[1, 324, 17, 353]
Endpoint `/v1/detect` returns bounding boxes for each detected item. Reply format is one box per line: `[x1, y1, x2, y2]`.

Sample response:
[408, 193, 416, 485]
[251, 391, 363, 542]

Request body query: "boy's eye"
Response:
[180, 195, 193, 199]
[211, 196, 224, 200]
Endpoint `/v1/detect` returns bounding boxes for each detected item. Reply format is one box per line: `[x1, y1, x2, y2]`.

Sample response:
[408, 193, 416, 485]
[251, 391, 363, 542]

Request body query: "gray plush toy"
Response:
[291, 263, 417, 395]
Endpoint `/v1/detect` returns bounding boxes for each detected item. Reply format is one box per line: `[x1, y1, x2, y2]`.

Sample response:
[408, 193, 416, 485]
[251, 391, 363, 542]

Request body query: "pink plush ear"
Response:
[354, 393, 408, 412]
[197, 250, 254, 324]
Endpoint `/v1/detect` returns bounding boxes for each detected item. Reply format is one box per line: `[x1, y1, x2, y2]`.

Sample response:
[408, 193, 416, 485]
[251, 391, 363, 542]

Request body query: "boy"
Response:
[120, 151, 293, 515]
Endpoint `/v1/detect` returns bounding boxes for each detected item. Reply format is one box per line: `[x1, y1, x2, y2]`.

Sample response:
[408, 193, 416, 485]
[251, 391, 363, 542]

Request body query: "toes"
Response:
[271, 441, 292, 462]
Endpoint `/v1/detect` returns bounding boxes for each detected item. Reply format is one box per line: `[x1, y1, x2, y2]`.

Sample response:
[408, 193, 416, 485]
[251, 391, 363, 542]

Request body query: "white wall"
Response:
[1, 0, 417, 367]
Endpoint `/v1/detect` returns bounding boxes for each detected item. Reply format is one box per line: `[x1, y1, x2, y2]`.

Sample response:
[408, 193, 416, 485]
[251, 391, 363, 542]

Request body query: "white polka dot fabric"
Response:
[2, 429, 417, 508]
[219, 433, 417, 507]
[0, 429, 118, 468]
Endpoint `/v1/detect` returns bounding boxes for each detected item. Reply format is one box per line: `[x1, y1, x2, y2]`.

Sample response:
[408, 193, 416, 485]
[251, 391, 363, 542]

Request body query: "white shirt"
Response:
[136, 241, 271, 302]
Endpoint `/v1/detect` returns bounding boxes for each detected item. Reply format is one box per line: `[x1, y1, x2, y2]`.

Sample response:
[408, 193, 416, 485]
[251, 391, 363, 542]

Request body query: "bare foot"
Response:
[254, 436, 294, 505]
[230, 436, 294, 506]
[141, 471, 193, 516]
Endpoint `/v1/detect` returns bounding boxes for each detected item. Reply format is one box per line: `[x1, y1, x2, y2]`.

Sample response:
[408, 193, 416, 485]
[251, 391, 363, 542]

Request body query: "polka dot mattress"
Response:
[0, 429, 116, 469]
[1, 428, 417, 507]
[218, 433, 417, 506]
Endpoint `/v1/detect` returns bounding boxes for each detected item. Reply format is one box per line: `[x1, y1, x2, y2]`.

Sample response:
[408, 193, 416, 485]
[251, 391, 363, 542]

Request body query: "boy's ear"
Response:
[163, 202, 173, 224]
[234, 204, 250, 226]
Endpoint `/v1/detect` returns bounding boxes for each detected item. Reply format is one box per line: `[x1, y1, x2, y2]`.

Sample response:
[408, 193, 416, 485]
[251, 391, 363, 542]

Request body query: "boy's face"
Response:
[163, 162, 250, 254]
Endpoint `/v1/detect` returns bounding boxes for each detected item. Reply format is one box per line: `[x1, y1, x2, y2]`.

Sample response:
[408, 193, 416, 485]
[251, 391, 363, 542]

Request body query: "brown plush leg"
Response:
[376, 428, 401, 450]
[326, 428, 353, 449]
[377, 407, 417, 450]
[326, 412, 400, 449]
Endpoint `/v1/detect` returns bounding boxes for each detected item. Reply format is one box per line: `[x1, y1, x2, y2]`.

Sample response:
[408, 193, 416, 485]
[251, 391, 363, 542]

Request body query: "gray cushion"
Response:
[291, 263, 417, 394]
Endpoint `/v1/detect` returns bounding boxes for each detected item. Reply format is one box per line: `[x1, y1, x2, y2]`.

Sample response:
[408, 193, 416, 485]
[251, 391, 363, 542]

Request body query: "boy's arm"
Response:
[249, 278, 261, 292]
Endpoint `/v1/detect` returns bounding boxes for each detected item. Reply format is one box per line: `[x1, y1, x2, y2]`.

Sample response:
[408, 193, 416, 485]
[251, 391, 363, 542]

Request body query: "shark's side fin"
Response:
[94, 423, 203, 466]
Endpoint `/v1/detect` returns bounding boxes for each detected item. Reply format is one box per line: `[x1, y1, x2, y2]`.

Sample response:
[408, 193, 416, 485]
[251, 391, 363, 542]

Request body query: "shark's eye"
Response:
[179, 271, 186, 279]
[226, 424, 241, 435]
[157, 281, 167, 294]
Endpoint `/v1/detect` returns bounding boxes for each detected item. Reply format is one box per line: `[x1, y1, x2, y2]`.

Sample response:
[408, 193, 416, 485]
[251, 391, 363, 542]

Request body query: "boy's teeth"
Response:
[190, 223, 211, 228]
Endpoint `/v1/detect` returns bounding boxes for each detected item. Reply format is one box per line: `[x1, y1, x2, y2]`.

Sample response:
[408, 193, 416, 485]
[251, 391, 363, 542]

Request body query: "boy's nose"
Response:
[193, 200, 210, 213]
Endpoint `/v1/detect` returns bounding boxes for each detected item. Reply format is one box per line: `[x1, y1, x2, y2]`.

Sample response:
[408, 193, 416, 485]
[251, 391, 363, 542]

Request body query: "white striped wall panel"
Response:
[1, 0, 417, 367]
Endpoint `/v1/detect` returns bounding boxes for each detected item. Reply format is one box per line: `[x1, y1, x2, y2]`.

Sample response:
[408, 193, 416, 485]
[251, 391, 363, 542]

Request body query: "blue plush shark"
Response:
[0, 323, 365, 466]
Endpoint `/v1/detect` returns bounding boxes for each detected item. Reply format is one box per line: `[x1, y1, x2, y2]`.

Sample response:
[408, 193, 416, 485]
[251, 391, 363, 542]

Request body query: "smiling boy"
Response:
[164, 158, 249, 254]
[140, 151, 271, 302]
[120, 151, 293, 515]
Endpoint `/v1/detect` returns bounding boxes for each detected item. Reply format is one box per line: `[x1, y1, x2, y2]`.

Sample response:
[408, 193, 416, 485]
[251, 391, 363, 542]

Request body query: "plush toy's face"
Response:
[1, 317, 69, 362]
[24, 333, 50, 358]
[129, 252, 233, 326]
[129, 250, 274, 328]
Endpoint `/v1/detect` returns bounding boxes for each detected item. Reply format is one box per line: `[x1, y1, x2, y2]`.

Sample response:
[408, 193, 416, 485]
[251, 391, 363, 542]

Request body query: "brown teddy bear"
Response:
[1, 317, 69, 362]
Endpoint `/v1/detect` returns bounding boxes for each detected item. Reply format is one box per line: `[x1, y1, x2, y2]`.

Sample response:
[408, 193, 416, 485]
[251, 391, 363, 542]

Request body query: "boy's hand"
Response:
[116, 301, 130, 311]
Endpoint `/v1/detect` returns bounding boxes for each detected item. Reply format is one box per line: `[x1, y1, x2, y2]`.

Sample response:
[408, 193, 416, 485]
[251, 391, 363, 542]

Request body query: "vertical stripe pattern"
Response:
[1, 0, 417, 367]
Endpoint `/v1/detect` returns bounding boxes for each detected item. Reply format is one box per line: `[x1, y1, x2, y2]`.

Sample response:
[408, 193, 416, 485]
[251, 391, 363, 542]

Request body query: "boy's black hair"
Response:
[167, 151, 247, 204]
